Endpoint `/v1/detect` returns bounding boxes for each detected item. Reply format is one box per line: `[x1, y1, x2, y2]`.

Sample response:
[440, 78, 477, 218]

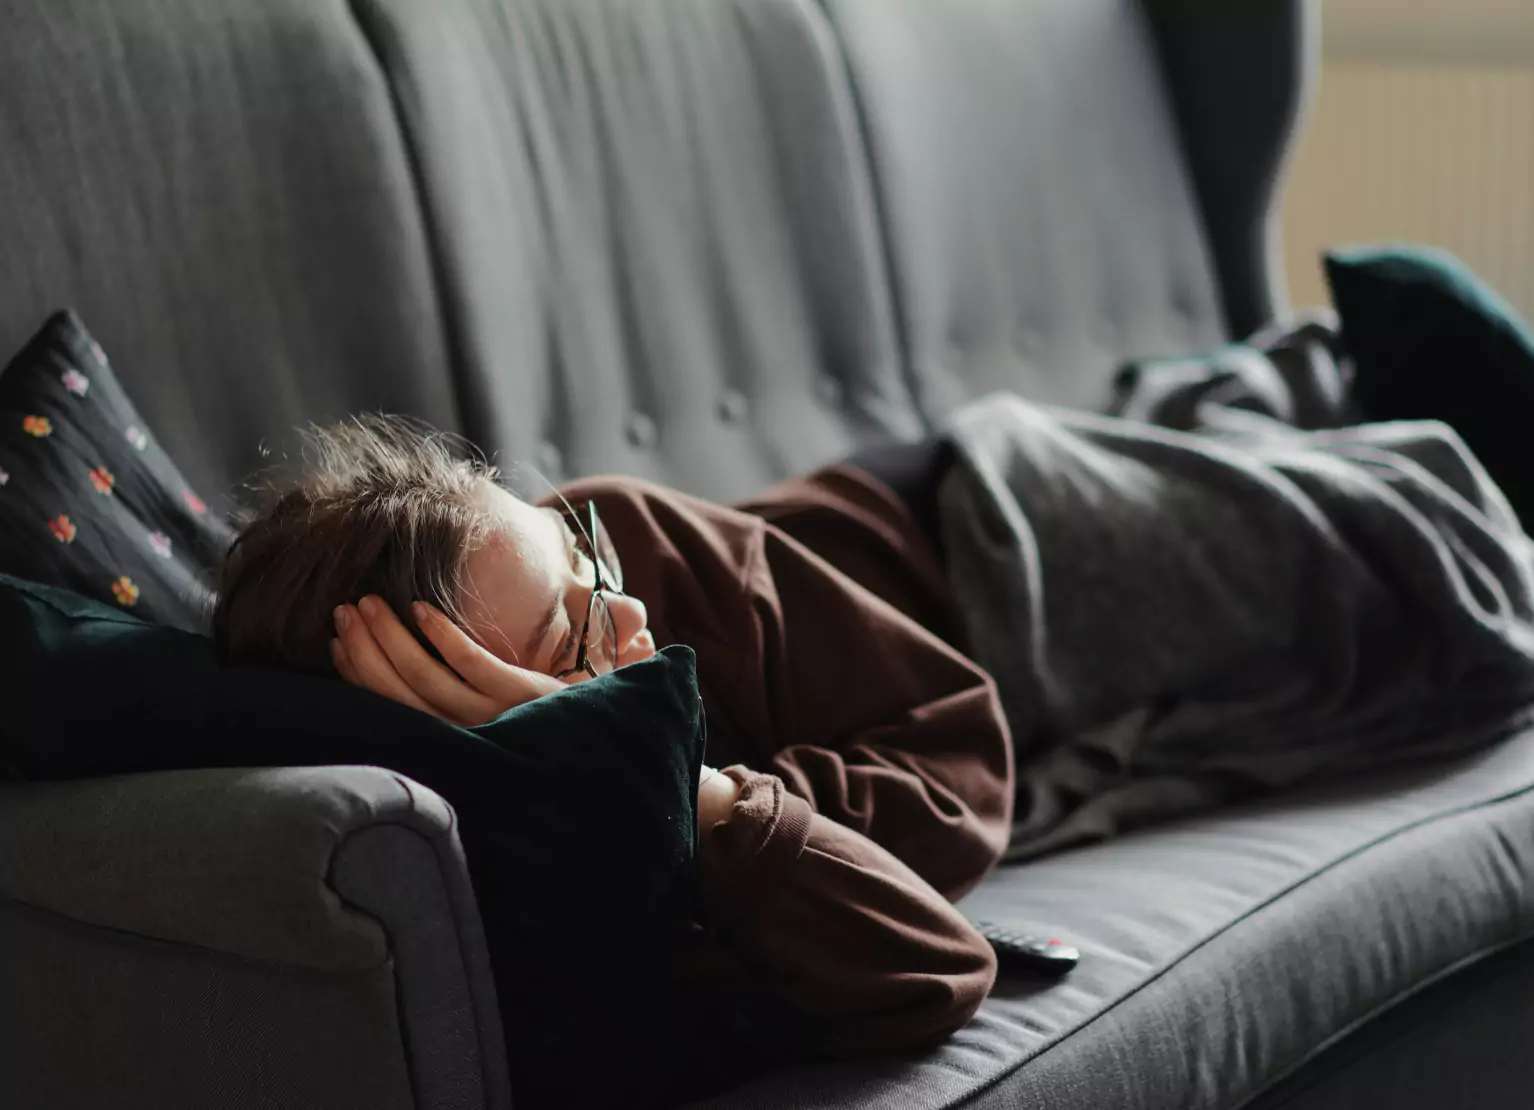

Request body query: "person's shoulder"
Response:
[547, 474, 704, 509]
[547, 475, 767, 580]
[544, 476, 759, 532]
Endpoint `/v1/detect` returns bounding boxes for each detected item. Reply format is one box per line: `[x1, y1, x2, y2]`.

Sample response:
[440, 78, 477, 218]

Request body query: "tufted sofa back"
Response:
[0, 0, 462, 496]
[0, 0, 1311, 500]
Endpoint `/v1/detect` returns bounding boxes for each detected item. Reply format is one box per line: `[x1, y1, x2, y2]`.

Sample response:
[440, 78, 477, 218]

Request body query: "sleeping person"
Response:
[212, 416, 1013, 1077]
[212, 341, 1534, 1095]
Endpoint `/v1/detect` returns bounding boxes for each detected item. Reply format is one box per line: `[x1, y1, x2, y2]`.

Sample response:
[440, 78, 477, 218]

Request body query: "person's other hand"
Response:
[331, 595, 565, 726]
[697, 766, 742, 831]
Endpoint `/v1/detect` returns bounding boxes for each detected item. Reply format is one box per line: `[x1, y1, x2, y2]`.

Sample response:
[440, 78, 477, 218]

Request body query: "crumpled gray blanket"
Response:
[938, 315, 1534, 861]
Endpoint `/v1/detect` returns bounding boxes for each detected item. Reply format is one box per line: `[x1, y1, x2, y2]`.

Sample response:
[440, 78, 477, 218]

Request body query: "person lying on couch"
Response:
[213, 341, 1534, 1089]
[213, 416, 1012, 1066]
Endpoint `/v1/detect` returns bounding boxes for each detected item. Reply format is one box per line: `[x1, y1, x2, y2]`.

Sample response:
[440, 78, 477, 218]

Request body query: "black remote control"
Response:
[971, 920, 1080, 976]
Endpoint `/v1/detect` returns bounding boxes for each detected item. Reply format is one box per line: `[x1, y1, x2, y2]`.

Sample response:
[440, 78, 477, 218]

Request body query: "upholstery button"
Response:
[815, 375, 844, 407]
[716, 390, 749, 424]
[534, 441, 563, 479]
[625, 412, 658, 449]
[1173, 292, 1203, 331]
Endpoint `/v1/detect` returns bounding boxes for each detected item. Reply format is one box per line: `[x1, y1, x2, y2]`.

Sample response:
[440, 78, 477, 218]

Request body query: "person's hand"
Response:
[697, 766, 742, 831]
[331, 595, 565, 727]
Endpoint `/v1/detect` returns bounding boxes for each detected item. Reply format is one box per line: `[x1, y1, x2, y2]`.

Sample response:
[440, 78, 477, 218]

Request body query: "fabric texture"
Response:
[0, 0, 460, 495]
[551, 476, 1014, 902]
[3, 882, 415, 1110]
[674, 766, 997, 1103]
[351, 0, 919, 502]
[687, 724, 1534, 1109]
[1244, 938, 1534, 1110]
[0, 312, 233, 632]
[936, 321, 1534, 861]
[1326, 244, 1534, 528]
[0, 765, 496, 1110]
[817, 0, 1235, 423]
[738, 458, 967, 651]
[0, 574, 704, 1108]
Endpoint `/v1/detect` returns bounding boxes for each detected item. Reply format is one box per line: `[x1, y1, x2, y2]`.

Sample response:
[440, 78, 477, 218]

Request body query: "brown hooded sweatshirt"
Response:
[548, 463, 1014, 1068]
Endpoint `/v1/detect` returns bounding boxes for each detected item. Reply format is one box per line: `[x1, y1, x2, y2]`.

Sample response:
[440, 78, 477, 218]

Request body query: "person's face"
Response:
[460, 483, 655, 680]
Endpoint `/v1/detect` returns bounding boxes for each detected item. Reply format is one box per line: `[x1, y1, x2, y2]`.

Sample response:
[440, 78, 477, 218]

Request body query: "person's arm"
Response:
[699, 766, 997, 1056]
[753, 526, 1014, 901]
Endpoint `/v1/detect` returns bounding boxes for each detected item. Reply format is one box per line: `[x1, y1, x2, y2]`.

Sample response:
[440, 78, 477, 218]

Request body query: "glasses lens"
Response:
[587, 592, 619, 675]
[590, 511, 622, 592]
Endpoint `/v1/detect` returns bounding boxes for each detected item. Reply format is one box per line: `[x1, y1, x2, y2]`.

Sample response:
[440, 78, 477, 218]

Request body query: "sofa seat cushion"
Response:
[685, 724, 1534, 1108]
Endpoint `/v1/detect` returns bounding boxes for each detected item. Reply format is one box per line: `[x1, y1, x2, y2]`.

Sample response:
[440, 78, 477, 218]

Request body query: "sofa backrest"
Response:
[0, 0, 1311, 504]
[818, 0, 1314, 423]
[0, 0, 463, 497]
[351, 0, 922, 501]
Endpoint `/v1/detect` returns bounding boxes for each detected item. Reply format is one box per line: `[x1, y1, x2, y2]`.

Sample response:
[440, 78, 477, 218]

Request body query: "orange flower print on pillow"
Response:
[88, 466, 116, 494]
[23, 415, 52, 437]
[111, 576, 140, 608]
[48, 514, 77, 543]
[61, 369, 90, 396]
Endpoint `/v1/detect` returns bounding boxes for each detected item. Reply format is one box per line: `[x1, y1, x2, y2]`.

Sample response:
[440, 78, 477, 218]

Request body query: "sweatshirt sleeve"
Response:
[753, 524, 1014, 901]
[553, 474, 1014, 901]
[700, 767, 997, 1056]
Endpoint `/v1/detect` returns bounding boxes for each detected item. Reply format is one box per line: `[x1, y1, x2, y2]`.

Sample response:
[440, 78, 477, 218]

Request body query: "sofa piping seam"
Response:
[950, 772, 1534, 1108]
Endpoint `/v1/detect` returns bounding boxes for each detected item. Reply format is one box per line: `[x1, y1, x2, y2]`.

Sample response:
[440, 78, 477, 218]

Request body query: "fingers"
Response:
[350, 596, 505, 726]
[413, 602, 565, 708]
[330, 636, 360, 686]
[332, 605, 442, 720]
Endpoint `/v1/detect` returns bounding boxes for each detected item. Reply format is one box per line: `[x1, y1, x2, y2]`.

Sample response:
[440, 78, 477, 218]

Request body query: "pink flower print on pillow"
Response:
[182, 490, 207, 514]
[61, 369, 90, 396]
[125, 426, 149, 451]
[0, 469, 9, 488]
[148, 531, 173, 559]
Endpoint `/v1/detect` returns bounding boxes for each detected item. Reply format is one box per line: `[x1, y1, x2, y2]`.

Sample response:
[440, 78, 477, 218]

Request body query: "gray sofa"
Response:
[2, 1, 1533, 1107]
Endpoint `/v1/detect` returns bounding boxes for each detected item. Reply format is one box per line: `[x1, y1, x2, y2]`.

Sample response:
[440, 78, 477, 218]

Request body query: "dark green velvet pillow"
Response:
[1325, 244, 1534, 527]
[0, 573, 704, 1107]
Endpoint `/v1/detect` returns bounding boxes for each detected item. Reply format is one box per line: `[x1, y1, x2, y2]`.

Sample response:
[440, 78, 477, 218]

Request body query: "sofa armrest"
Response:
[0, 765, 511, 1110]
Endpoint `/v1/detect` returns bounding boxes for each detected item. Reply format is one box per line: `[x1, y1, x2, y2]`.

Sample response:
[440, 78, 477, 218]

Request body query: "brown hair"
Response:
[213, 415, 497, 675]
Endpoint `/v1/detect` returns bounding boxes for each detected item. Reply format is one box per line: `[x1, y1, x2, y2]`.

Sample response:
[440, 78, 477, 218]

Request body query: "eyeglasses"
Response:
[553, 502, 626, 681]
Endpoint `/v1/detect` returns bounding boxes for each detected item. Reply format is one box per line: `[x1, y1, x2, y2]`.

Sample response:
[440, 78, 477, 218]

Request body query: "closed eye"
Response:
[548, 509, 585, 670]
[555, 620, 579, 672]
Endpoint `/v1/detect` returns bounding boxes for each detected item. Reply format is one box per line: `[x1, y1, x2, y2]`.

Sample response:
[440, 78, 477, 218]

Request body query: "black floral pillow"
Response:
[0, 311, 233, 632]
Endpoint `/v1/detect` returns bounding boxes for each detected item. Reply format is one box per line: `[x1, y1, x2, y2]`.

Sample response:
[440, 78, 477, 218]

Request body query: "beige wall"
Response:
[1279, 0, 1534, 318]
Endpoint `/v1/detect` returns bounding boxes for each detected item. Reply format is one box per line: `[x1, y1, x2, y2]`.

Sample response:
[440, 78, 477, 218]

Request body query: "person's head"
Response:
[214, 416, 654, 680]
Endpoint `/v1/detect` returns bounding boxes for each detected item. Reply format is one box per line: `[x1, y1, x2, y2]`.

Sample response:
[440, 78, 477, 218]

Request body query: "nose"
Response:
[606, 592, 655, 666]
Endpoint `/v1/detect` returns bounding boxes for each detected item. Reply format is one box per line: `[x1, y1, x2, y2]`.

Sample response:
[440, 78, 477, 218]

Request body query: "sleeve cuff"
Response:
[698, 767, 813, 930]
